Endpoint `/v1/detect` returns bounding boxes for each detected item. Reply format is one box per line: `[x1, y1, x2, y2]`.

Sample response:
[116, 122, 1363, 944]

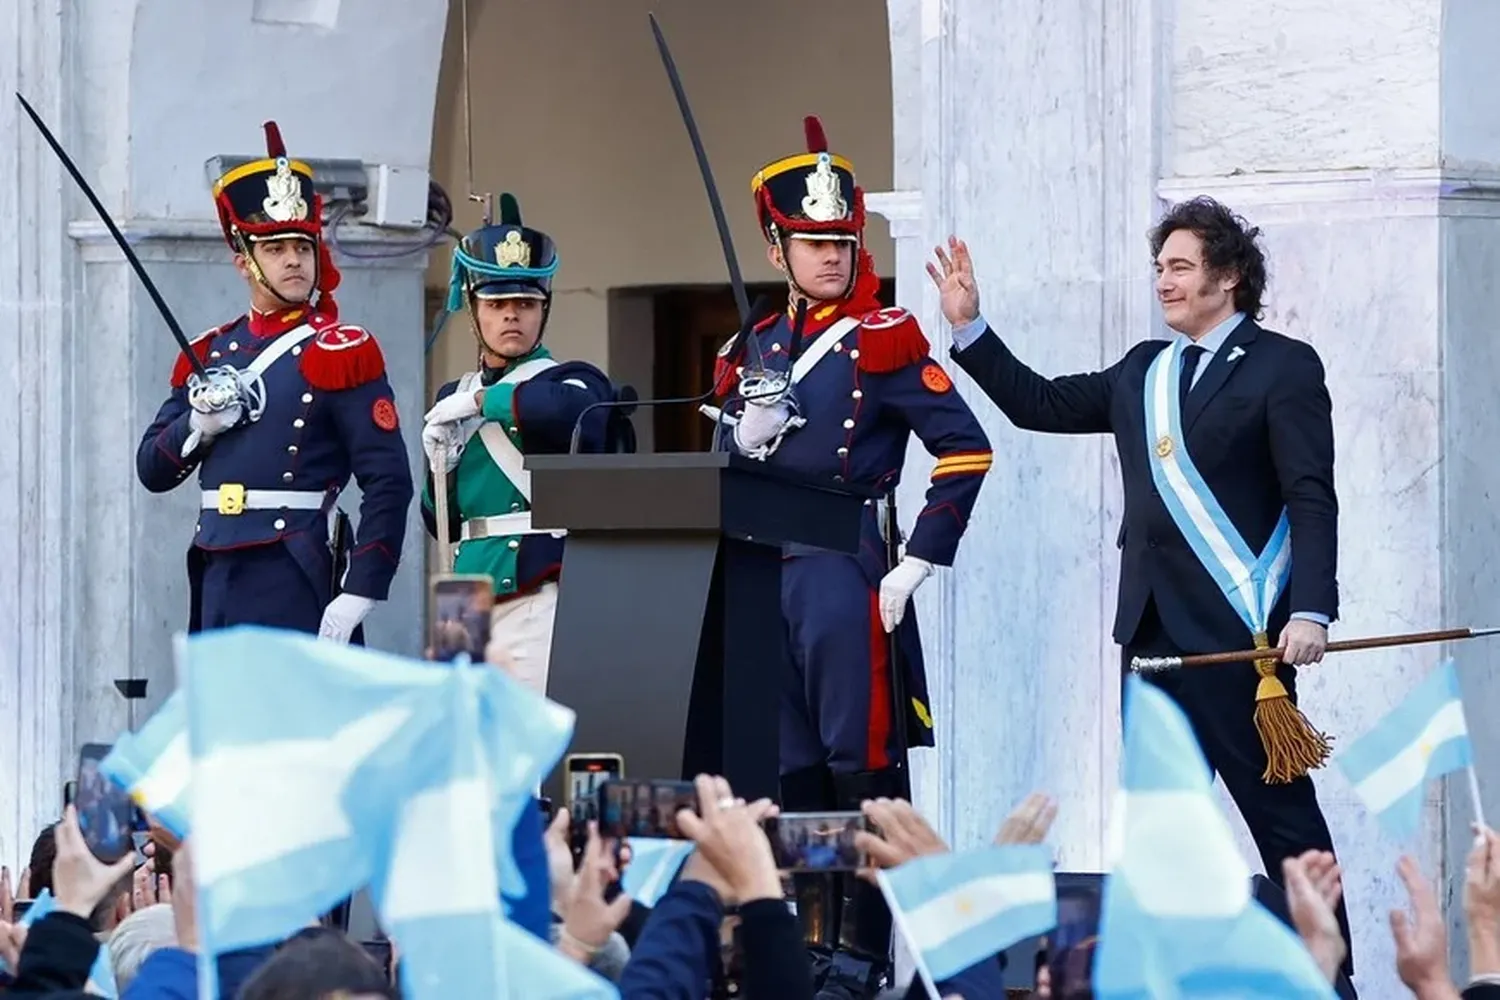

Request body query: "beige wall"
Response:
[426, 0, 894, 393]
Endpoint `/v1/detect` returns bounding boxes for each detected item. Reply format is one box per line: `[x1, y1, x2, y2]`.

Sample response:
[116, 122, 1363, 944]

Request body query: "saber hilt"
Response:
[1129, 626, 1500, 673]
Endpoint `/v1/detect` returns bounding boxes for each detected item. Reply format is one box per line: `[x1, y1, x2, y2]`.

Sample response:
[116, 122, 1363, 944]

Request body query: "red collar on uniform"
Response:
[248, 306, 310, 338]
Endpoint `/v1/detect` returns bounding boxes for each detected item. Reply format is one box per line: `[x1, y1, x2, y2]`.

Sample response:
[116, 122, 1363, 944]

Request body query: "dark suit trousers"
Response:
[1123, 598, 1353, 978]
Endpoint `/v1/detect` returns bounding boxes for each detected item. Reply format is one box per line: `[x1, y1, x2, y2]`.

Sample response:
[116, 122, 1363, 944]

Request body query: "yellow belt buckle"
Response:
[218, 483, 246, 515]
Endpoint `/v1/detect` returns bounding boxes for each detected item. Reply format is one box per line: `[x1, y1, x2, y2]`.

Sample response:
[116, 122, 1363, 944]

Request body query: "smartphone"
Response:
[763, 811, 871, 872]
[597, 778, 698, 839]
[565, 753, 625, 824]
[430, 574, 494, 662]
[74, 743, 136, 864]
[1042, 873, 1103, 997]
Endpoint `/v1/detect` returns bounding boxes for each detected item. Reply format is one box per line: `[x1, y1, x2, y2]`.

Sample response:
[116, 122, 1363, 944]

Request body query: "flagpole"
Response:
[1469, 766, 1487, 831]
[874, 870, 943, 1000]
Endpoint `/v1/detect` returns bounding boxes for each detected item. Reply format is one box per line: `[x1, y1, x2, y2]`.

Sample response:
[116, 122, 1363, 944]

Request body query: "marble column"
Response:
[0, 0, 450, 874]
[882, 0, 1500, 994]
[878, 0, 1164, 865]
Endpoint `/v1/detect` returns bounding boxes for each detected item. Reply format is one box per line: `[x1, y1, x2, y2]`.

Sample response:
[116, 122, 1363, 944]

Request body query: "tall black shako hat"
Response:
[210, 121, 341, 315]
[751, 115, 864, 246]
[447, 193, 559, 311]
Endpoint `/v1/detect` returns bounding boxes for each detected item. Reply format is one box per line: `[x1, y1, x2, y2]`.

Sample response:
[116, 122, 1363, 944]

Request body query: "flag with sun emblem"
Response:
[1334, 658, 1474, 839]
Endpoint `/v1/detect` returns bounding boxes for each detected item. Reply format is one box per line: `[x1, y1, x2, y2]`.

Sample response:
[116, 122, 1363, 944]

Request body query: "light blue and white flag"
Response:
[1334, 659, 1474, 840]
[876, 843, 1056, 985]
[180, 627, 448, 956]
[620, 838, 695, 906]
[1093, 676, 1334, 999]
[1, 889, 118, 995]
[473, 665, 577, 898]
[100, 689, 191, 840]
[367, 663, 614, 1000]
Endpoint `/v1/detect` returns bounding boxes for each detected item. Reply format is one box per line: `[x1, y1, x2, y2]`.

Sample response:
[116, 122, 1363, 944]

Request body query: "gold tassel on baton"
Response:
[1131, 627, 1500, 784]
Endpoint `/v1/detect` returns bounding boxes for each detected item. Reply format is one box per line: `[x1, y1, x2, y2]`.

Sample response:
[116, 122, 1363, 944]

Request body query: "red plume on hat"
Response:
[804, 115, 828, 153]
[258, 119, 341, 317]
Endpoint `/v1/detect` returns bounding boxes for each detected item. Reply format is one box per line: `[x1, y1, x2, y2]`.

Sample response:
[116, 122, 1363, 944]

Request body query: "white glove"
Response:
[188, 403, 244, 441]
[318, 593, 376, 644]
[422, 420, 464, 473]
[733, 400, 793, 453]
[424, 388, 482, 426]
[879, 556, 934, 632]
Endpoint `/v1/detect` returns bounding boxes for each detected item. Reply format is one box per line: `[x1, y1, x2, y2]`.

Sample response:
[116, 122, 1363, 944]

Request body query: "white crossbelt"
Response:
[200, 488, 326, 511]
[459, 512, 565, 541]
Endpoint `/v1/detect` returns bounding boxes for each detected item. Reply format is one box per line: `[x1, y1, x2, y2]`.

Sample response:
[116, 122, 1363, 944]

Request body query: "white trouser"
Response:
[485, 582, 558, 696]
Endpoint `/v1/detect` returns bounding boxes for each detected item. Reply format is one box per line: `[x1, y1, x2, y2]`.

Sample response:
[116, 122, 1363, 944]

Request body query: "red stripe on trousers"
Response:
[866, 589, 892, 771]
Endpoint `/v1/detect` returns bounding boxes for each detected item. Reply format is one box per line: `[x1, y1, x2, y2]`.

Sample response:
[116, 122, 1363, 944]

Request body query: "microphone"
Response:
[567, 292, 778, 455]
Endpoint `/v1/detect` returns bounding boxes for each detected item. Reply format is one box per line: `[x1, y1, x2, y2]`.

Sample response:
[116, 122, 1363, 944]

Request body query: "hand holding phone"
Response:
[763, 811, 871, 872]
[596, 779, 698, 840]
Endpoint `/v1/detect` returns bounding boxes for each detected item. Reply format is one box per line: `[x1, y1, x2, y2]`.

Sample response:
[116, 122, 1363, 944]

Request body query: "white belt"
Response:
[459, 513, 565, 541]
[201, 486, 326, 515]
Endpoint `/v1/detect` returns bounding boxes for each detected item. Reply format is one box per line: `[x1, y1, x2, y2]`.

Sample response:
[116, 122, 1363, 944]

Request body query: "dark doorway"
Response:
[650, 278, 895, 452]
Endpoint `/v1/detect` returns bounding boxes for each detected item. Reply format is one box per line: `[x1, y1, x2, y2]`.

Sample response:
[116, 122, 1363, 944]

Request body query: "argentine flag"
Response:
[100, 689, 191, 840]
[620, 838, 696, 906]
[180, 627, 449, 955]
[876, 843, 1056, 984]
[366, 663, 614, 999]
[1093, 677, 1334, 999]
[473, 663, 578, 897]
[1334, 659, 1473, 840]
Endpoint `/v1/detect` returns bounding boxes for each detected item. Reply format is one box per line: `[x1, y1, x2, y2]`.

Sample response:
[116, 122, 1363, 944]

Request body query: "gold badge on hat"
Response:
[496, 230, 531, 269]
[262, 158, 309, 223]
[801, 152, 847, 222]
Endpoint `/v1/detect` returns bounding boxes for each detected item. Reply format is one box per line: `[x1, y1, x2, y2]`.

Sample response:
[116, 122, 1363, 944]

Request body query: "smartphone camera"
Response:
[596, 779, 698, 840]
[763, 811, 871, 872]
[430, 575, 494, 663]
[74, 743, 135, 864]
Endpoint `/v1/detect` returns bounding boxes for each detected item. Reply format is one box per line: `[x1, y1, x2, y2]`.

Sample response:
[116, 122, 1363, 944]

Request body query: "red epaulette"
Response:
[169, 323, 232, 389]
[855, 307, 930, 374]
[710, 312, 777, 396]
[299, 314, 387, 391]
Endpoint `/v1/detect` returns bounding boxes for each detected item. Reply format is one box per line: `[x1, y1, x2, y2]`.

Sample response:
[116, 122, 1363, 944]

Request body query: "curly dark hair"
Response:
[1149, 196, 1267, 319]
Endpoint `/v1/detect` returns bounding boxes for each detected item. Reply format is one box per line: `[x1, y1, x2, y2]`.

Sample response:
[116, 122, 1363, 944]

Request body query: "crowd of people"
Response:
[4, 778, 1500, 997]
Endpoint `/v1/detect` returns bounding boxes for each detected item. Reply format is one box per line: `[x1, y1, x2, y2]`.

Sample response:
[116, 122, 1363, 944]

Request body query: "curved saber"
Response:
[1130, 626, 1500, 673]
[15, 91, 207, 380]
[647, 13, 750, 326]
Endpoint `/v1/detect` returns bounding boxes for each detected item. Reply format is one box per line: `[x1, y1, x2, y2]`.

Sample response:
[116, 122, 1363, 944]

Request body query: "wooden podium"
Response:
[527, 451, 873, 804]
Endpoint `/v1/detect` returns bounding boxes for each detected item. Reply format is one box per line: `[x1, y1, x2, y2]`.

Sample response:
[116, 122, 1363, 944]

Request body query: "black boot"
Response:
[782, 766, 843, 988]
[780, 763, 837, 811]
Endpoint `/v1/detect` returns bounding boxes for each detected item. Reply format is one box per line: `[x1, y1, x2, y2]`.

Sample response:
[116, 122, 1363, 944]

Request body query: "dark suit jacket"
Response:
[952, 316, 1339, 653]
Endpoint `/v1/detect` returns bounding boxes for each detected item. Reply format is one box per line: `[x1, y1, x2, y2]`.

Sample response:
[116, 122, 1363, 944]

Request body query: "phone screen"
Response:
[430, 575, 494, 663]
[74, 743, 136, 864]
[764, 811, 871, 872]
[1045, 874, 1103, 997]
[566, 754, 624, 823]
[597, 779, 697, 839]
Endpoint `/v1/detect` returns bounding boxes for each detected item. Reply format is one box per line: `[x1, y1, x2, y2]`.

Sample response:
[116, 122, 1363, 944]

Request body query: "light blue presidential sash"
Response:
[1142, 341, 1291, 641]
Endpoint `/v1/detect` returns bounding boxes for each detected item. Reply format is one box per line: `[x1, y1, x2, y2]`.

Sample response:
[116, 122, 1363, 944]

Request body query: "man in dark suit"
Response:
[931, 196, 1352, 974]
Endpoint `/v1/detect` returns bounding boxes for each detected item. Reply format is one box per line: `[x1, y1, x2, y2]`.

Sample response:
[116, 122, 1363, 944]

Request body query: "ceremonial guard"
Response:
[136, 123, 414, 643]
[712, 117, 993, 997]
[421, 194, 630, 694]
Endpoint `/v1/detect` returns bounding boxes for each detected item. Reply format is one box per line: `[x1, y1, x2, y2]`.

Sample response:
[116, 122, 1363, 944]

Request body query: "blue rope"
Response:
[445, 244, 560, 312]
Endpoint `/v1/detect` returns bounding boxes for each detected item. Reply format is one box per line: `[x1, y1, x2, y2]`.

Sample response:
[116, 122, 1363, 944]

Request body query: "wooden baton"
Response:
[1129, 626, 1500, 673]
